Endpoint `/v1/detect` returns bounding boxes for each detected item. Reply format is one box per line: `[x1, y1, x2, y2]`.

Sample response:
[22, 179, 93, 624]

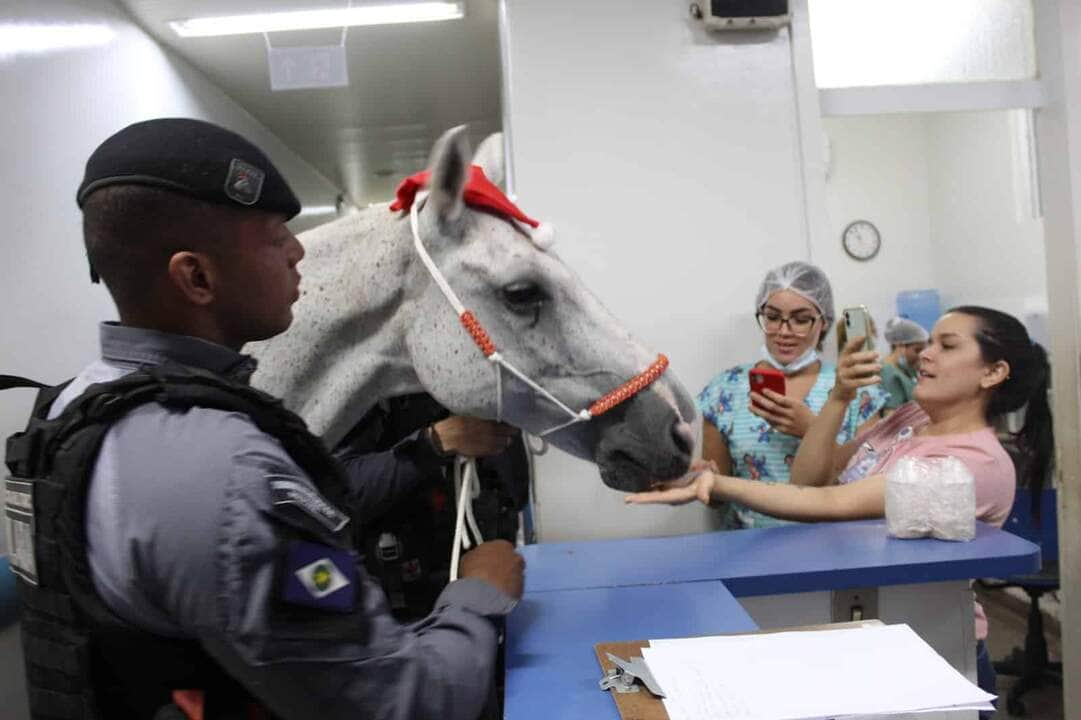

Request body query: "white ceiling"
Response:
[117, 0, 503, 206]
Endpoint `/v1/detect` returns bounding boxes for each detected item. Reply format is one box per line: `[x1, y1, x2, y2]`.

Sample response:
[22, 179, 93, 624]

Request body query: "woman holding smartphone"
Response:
[630, 306, 1053, 710]
[696, 261, 888, 529]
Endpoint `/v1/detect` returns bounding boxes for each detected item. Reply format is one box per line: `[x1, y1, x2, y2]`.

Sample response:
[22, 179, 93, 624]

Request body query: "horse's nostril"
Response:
[670, 420, 694, 457]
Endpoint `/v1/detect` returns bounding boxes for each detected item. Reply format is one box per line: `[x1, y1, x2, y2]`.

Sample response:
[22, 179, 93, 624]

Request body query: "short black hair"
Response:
[82, 185, 237, 311]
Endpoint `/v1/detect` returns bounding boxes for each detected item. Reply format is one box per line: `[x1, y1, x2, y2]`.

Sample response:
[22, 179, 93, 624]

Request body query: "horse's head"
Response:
[404, 127, 695, 491]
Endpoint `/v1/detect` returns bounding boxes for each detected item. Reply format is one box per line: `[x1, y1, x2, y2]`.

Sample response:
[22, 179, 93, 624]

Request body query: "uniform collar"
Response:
[99, 322, 258, 384]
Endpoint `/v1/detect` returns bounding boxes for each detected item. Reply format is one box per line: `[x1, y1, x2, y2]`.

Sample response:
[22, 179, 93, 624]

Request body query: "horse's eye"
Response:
[502, 281, 548, 313]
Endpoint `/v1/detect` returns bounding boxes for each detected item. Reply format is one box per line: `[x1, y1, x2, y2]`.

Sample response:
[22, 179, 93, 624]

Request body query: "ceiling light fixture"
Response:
[169, 2, 464, 38]
[298, 205, 339, 216]
[0, 23, 116, 59]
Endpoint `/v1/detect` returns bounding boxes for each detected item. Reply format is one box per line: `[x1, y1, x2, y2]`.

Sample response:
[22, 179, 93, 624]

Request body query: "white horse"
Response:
[248, 127, 694, 492]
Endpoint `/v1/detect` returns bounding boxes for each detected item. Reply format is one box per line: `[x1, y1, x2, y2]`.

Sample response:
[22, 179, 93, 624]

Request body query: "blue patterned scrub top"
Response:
[697, 362, 890, 529]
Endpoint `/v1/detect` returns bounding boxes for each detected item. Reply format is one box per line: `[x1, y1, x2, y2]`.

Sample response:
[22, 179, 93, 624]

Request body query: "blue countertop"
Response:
[505, 581, 756, 720]
[506, 521, 1040, 719]
[520, 520, 1041, 596]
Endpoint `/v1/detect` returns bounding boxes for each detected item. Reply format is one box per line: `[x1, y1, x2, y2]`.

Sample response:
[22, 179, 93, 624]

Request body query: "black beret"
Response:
[77, 118, 301, 219]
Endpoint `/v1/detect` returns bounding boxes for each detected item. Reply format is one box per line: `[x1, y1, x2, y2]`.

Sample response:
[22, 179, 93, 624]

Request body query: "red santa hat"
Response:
[390, 165, 555, 249]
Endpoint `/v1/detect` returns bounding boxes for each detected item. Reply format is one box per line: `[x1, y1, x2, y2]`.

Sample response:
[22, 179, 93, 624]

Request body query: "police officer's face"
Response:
[217, 211, 304, 343]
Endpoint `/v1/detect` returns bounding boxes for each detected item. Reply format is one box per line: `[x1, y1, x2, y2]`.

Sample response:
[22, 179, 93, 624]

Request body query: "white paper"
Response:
[641, 625, 994, 720]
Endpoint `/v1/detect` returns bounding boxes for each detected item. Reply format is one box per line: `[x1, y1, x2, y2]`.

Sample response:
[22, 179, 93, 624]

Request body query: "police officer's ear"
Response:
[167, 250, 220, 306]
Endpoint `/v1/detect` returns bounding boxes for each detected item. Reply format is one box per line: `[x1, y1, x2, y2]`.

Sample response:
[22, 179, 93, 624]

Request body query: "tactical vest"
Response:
[3, 365, 353, 720]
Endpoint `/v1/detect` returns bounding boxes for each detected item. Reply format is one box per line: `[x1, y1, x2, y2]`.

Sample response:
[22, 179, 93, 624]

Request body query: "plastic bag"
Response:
[885, 456, 976, 541]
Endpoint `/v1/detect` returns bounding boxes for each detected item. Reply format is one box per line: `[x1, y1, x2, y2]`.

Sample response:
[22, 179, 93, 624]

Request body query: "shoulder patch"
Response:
[269, 474, 350, 533]
[282, 540, 357, 613]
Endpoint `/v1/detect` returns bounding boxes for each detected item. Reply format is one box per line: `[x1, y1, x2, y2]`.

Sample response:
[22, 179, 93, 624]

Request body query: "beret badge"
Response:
[224, 158, 265, 206]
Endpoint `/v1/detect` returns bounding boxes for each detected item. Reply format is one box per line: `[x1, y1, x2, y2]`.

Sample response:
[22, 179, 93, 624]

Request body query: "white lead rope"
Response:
[448, 459, 475, 582]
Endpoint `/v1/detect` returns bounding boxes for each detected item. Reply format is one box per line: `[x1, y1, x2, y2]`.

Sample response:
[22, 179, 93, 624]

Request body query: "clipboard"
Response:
[594, 620, 884, 720]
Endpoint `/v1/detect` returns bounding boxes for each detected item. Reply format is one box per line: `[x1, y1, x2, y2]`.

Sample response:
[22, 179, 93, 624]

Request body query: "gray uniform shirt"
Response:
[49, 323, 516, 720]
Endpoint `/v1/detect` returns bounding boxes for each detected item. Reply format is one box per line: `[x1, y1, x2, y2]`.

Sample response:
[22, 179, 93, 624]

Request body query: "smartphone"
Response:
[843, 306, 875, 351]
[749, 367, 786, 396]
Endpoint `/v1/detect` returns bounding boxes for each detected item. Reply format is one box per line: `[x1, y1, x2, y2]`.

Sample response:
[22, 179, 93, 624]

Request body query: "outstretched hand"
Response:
[624, 459, 718, 507]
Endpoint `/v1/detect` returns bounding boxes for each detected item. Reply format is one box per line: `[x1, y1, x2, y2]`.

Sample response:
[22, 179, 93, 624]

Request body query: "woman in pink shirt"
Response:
[627, 306, 1053, 711]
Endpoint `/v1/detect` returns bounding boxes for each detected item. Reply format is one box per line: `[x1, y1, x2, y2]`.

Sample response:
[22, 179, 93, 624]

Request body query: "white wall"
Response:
[0, 0, 342, 480]
[502, 0, 1052, 543]
[504, 0, 809, 541]
[926, 110, 1048, 327]
[819, 114, 937, 350]
[819, 110, 1049, 348]
[1032, 1, 1081, 707]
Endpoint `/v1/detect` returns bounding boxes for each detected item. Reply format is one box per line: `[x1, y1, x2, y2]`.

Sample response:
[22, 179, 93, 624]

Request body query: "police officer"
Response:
[9, 118, 524, 720]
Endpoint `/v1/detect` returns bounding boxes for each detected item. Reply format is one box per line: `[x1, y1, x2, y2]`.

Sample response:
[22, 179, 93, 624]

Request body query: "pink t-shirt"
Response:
[839, 401, 1017, 639]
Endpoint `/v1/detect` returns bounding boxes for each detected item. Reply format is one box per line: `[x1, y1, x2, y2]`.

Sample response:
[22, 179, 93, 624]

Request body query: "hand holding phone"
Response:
[834, 307, 884, 404]
[843, 306, 874, 352]
[749, 367, 786, 397]
[748, 367, 818, 437]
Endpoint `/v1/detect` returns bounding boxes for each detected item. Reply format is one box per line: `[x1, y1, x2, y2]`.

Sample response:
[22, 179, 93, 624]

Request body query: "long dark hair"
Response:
[950, 306, 1054, 511]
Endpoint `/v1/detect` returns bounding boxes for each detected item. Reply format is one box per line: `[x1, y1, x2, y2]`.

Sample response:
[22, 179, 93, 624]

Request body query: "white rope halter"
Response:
[408, 191, 669, 578]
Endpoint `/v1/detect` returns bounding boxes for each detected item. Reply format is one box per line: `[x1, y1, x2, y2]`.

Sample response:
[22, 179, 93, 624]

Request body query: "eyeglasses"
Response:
[756, 308, 821, 337]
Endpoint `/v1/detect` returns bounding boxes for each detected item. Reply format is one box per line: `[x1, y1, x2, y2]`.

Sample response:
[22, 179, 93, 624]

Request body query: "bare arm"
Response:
[790, 336, 882, 487]
[626, 470, 886, 522]
[788, 395, 856, 487]
[701, 421, 733, 475]
[712, 472, 885, 521]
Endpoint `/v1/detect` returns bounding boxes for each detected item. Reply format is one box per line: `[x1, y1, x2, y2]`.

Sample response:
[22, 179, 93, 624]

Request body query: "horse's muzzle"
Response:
[593, 391, 694, 492]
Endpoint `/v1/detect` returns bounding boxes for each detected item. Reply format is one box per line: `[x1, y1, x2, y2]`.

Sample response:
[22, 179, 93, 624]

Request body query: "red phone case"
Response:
[749, 367, 786, 396]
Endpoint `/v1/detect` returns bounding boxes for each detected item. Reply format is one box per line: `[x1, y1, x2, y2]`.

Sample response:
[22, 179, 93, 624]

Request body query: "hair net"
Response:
[884, 317, 929, 345]
[755, 261, 835, 328]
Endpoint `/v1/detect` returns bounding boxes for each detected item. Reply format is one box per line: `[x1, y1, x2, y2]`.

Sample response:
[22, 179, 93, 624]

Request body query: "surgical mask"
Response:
[760, 344, 819, 375]
[897, 355, 909, 370]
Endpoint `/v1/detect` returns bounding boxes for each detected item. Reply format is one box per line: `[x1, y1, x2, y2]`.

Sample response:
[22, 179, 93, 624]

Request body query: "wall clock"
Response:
[842, 220, 881, 261]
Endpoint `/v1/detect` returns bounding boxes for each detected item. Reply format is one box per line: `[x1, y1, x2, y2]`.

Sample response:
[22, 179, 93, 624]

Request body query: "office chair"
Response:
[983, 487, 1061, 717]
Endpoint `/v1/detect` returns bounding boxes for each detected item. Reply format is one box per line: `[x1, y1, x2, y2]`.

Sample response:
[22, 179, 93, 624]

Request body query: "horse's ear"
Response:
[473, 132, 505, 188]
[426, 125, 471, 224]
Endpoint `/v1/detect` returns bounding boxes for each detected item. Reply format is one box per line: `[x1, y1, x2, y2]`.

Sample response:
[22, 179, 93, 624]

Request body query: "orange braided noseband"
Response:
[460, 311, 496, 357]
[589, 354, 669, 416]
[460, 308, 668, 419]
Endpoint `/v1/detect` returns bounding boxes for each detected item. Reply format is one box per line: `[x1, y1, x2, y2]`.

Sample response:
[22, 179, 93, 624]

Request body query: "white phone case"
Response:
[844, 306, 873, 351]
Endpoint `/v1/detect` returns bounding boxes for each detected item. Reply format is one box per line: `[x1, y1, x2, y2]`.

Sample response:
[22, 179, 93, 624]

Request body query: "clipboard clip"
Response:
[598, 652, 667, 697]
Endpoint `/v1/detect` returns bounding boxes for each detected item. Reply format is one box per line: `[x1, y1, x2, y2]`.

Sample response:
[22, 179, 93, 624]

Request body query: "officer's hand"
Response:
[430, 416, 518, 458]
[459, 539, 525, 600]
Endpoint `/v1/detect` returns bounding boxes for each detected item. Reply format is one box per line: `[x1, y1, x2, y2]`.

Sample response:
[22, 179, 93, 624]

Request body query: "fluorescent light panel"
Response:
[298, 205, 339, 216]
[169, 2, 464, 38]
[0, 23, 116, 58]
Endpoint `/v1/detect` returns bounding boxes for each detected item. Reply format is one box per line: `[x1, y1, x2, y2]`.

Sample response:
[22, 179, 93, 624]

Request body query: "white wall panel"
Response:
[819, 114, 936, 349]
[926, 110, 1048, 322]
[504, 0, 809, 541]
